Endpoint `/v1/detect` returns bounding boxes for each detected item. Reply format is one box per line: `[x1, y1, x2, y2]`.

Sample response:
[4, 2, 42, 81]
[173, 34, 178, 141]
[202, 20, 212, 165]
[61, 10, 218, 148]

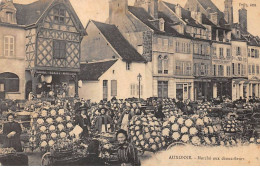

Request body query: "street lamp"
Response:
[137, 73, 142, 100]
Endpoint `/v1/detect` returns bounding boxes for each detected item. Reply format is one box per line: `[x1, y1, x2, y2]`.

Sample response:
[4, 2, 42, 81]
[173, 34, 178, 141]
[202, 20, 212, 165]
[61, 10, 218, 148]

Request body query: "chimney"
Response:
[239, 7, 247, 32]
[109, 0, 128, 24]
[135, 0, 158, 19]
[175, 4, 182, 18]
[224, 0, 233, 24]
[210, 12, 219, 25]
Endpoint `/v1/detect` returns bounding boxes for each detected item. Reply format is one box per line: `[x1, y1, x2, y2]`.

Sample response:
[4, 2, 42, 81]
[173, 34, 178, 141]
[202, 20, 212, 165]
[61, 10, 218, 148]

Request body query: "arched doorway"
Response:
[25, 81, 32, 99]
[0, 72, 20, 99]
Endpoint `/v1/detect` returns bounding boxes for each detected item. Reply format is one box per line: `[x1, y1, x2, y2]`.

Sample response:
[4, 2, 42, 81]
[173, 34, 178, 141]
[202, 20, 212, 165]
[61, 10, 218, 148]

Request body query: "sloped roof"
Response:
[197, 0, 222, 15]
[163, 1, 205, 29]
[14, 0, 52, 26]
[79, 60, 117, 81]
[92, 20, 146, 62]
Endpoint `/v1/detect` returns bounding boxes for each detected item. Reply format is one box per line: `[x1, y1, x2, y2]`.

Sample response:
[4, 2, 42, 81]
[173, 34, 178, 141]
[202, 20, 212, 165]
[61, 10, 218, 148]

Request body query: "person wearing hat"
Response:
[94, 107, 113, 134]
[74, 106, 91, 138]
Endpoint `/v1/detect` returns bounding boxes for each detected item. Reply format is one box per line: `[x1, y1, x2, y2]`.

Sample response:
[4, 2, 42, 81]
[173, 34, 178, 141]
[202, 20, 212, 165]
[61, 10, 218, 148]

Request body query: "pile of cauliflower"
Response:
[29, 105, 74, 151]
[129, 115, 166, 152]
[162, 114, 222, 146]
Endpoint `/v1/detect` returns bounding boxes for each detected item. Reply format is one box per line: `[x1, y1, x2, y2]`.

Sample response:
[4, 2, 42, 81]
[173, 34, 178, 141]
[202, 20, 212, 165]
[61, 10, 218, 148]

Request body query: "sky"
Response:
[11, 0, 260, 36]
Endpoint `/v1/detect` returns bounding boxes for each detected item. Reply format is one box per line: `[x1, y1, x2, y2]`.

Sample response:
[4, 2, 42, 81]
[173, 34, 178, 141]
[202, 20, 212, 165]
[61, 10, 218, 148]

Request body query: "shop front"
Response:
[211, 78, 232, 99]
[194, 78, 211, 101]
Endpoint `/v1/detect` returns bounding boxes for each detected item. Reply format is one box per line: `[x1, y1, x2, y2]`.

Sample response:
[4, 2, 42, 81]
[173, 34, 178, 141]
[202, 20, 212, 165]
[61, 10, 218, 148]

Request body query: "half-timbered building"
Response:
[0, 0, 86, 99]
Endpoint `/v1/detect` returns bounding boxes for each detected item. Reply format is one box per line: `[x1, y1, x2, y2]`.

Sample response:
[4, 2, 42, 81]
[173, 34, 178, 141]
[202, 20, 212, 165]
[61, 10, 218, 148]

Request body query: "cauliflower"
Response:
[181, 135, 189, 143]
[46, 118, 53, 124]
[40, 126, 47, 132]
[181, 126, 188, 134]
[155, 137, 160, 143]
[58, 109, 65, 116]
[162, 128, 170, 137]
[196, 118, 204, 126]
[136, 131, 141, 136]
[171, 124, 179, 131]
[140, 140, 145, 146]
[48, 140, 55, 147]
[203, 127, 209, 135]
[169, 116, 176, 123]
[211, 137, 216, 144]
[172, 132, 180, 141]
[220, 141, 225, 146]
[213, 125, 218, 132]
[40, 141, 47, 147]
[135, 121, 141, 125]
[154, 121, 160, 126]
[40, 134, 47, 140]
[191, 136, 201, 146]
[50, 109, 56, 116]
[149, 138, 155, 144]
[66, 116, 71, 121]
[133, 136, 137, 141]
[144, 144, 149, 149]
[41, 110, 48, 117]
[189, 127, 198, 136]
[49, 125, 56, 131]
[145, 133, 151, 139]
[130, 131, 135, 136]
[177, 118, 184, 125]
[58, 124, 65, 131]
[162, 141, 166, 147]
[185, 119, 193, 127]
[135, 126, 140, 131]
[60, 132, 66, 138]
[56, 117, 63, 123]
[151, 144, 157, 151]
[51, 133, 57, 139]
[66, 123, 73, 128]
[151, 131, 157, 137]
[29, 137, 36, 142]
[138, 135, 144, 140]
[37, 119, 44, 125]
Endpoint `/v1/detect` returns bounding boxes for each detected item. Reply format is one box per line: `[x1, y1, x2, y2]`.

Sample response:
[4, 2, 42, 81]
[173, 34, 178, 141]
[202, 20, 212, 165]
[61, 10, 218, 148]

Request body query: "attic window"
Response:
[6, 12, 13, 23]
[159, 18, 165, 32]
[53, 7, 66, 24]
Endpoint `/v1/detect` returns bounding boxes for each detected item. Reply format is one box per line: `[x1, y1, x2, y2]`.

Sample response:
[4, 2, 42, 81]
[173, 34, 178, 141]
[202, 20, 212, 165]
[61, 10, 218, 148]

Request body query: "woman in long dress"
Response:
[3, 113, 23, 152]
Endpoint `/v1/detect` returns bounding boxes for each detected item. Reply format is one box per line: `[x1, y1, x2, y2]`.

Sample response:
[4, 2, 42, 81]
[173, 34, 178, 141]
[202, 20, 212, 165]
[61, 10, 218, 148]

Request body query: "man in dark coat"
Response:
[74, 106, 91, 138]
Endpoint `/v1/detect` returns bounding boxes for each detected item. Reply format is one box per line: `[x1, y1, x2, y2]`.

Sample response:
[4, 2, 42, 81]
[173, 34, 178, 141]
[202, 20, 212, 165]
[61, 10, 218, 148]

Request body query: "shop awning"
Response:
[243, 80, 250, 85]
[233, 80, 241, 85]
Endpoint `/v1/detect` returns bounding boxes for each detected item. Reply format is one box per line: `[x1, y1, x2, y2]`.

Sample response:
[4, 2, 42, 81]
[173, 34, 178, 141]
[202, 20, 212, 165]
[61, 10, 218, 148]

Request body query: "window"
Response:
[53, 40, 66, 59]
[158, 55, 163, 74]
[213, 65, 217, 76]
[238, 63, 241, 75]
[103, 80, 108, 100]
[163, 39, 168, 46]
[53, 7, 66, 24]
[219, 48, 224, 57]
[158, 55, 168, 74]
[212, 47, 216, 56]
[200, 63, 205, 75]
[256, 49, 259, 58]
[158, 38, 162, 46]
[176, 61, 183, 75]
[248, 64, 252, 75]
[176, 41, 180, 52]
[252, 64, 255, 75]
[236, 47, 241, 56]
[163, 56, 168, 74]
[257, 65, 260, 75]
[251, 49, 255, 58]
[218, 65, 224, 76]
[126, 62, 131, 70]
[4, 36, 15, 57]
[232, 63, 235, 75]
[186, 62, 192, 75]
[6, 12, 13, 23]
[111, 80, 117, 96]
[227, 48, 231, 57]
[130, 84, 136, 96]
[227, 66, 231, 76]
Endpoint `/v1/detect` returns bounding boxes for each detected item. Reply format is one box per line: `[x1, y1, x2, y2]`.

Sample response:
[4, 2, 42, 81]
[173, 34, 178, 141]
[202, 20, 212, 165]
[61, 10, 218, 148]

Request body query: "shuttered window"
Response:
[4, 36, 15, 57]
[53, 40, 66, 59]
[111, 80, 117, 96]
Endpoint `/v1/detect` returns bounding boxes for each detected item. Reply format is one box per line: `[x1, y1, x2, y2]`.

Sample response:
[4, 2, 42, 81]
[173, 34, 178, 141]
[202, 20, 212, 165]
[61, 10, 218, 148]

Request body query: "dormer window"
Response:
[6, 12, 13, 23]
[159, 18, 165, 32]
